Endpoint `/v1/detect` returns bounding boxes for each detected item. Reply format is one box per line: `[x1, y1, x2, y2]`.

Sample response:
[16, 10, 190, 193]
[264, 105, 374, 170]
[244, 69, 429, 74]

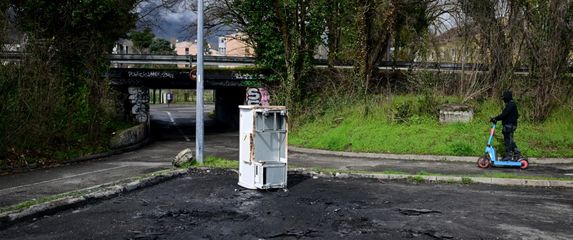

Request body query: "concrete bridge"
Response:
[107, 65, 269, 128]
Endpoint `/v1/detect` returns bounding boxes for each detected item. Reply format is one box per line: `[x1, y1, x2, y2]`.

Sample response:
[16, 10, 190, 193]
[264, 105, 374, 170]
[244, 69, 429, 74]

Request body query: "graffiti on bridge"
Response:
[128, 71, 175, 79]
[245, 87, 269, 106]
[128, 87, 150, 123]
[233, 73, 265, 80]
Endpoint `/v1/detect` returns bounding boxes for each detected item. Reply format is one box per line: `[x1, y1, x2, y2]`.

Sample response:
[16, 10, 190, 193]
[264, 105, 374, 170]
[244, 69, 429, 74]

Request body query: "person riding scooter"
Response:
[490, 90, 522, 161]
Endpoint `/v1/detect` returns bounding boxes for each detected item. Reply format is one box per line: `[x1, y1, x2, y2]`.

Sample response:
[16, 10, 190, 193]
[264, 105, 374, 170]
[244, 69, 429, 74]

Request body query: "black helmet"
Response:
[501, 90, 513, 103]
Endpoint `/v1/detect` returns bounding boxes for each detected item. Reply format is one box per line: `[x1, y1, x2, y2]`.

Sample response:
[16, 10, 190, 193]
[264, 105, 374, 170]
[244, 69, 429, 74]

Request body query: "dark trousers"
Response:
[502, 124, 521, 158]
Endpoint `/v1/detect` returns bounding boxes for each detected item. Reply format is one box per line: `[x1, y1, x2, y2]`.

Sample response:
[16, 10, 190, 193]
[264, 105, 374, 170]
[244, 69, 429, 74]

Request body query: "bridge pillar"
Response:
[214, 87, 245, 129]
[114, 86, 150, 123]
[128, 86, 150, 123]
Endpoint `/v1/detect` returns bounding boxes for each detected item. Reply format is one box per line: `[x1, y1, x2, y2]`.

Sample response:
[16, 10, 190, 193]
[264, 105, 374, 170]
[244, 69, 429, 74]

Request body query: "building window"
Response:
[185, 48, 189, 55]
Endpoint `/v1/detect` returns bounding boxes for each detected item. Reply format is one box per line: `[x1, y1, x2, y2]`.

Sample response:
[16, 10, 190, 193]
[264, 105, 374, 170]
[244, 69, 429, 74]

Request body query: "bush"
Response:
[0, 50, 122, 168]
[392, 100, 414, 123]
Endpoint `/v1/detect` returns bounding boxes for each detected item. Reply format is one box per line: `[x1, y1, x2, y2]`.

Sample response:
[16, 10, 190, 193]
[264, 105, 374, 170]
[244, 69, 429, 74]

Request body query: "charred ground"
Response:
[1, 169, 572, 240]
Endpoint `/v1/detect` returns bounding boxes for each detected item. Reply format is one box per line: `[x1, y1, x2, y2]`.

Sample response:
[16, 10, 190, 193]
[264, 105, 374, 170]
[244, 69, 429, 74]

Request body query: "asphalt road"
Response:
[1, 169, 572, 240]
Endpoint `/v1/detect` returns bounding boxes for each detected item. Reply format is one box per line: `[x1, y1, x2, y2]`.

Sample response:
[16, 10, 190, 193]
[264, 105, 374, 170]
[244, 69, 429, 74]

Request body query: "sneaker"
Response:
[501, 156, 513, 161]
[514, 153, 523, 160]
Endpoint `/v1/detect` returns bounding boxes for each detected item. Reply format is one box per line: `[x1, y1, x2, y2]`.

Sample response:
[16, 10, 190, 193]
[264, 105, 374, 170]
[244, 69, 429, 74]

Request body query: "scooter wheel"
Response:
[519, 159, 529, 170]
[477, 156, 490, 168]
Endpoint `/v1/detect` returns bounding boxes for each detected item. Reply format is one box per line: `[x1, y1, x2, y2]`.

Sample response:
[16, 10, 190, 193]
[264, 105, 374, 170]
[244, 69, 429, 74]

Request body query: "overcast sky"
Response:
[136, 0, 195, 40]
[136, 0, 233, 48]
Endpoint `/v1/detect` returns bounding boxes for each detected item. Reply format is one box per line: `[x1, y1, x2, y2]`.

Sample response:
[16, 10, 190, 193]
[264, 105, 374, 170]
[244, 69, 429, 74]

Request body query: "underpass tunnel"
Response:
[108, 67, 267, 139]
[147, 87, 246, 140]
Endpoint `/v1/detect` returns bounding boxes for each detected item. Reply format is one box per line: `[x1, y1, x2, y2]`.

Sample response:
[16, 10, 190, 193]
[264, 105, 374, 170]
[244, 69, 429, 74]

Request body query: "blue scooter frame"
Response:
[477, 123, 528, 169]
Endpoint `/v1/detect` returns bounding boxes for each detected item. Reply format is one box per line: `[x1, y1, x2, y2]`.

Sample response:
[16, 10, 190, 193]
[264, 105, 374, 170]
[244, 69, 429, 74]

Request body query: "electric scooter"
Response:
[477, 123, 529, 169]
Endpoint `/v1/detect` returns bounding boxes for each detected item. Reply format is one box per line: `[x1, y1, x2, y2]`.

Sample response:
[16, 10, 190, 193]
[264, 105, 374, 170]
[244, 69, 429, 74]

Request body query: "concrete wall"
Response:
[110, 123, 148, 149]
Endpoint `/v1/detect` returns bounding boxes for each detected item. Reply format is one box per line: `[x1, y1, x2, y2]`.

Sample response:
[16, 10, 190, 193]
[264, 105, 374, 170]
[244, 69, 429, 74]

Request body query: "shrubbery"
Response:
[289, 69, 573, 157]
[0, 0, 138, 169]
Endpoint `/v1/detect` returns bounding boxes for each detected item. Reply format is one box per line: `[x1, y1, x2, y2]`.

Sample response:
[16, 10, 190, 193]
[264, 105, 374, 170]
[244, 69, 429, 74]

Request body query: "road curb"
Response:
[0, 168, 187, 230]
[298, 170, 573, 188]
[289, 147, 573, 165]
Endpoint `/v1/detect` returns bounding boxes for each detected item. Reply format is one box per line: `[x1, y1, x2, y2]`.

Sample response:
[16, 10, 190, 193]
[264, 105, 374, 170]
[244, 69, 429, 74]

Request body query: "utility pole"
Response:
[196, 0, 204, 165]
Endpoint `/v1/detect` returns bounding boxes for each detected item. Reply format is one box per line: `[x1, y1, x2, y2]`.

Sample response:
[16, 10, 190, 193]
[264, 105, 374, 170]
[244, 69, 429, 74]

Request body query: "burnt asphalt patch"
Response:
[1, 169, 572, 240]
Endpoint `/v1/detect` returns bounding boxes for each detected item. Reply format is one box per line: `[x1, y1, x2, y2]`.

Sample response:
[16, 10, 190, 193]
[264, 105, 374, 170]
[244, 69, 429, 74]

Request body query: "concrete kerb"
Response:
[297, 169, 573, 188]
[289, 146, 573, 165]
[0, 168, 187, 230]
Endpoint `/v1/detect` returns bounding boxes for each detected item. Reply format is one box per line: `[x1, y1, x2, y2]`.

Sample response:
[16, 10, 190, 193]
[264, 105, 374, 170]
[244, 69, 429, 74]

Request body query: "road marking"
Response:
[166, 111, 191, 142]
[0, 165, 129, 194]
[166, 111, 176, 125]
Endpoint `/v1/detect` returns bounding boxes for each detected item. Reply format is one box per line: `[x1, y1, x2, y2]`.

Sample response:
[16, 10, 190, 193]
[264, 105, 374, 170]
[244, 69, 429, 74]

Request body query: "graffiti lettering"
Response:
[245, 87, 269, 106]
[128, 71, 175, 79]
[128, 87, 150, 123]
[233, 73, 264, 80]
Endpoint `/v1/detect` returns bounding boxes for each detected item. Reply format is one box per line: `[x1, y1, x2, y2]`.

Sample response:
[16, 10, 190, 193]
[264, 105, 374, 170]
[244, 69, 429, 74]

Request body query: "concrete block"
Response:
[439, 104, 473, 123]
[110, 124, 147, 149]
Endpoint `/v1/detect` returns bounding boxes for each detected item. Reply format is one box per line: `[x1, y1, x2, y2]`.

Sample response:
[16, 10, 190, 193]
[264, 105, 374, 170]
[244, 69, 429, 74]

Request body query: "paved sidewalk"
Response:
[290, 146, 573, 164]
[287, 147, 573, 179]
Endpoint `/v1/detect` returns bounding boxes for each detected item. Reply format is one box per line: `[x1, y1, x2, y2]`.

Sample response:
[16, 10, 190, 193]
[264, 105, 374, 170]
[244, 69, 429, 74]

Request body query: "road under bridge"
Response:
[108, 67, 268, 129]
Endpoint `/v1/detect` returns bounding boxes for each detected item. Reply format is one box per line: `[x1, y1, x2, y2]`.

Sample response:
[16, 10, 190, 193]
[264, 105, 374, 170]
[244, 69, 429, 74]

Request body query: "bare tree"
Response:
[521, 0, 573, 121]
[355, 0, 393, 96]
[460, 0, 526, 92]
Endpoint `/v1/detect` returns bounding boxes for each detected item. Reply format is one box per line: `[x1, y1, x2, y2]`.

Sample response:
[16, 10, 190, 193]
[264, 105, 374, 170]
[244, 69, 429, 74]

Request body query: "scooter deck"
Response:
[491, 160, 522, 167]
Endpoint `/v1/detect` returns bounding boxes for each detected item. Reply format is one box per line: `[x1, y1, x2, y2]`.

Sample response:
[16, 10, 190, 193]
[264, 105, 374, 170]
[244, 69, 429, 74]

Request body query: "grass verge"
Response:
[293, 166, 573, 183]
[290, 95, 573, 158]
[179, 156, 238, 169]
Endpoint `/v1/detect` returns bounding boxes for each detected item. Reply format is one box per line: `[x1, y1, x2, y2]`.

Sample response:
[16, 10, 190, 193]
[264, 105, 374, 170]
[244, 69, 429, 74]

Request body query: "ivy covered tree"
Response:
[222, 0, 326, 107]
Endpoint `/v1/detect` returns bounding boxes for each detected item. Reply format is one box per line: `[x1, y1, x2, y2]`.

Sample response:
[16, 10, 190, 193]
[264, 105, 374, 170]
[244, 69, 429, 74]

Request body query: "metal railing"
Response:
[0, 51, 552, 73]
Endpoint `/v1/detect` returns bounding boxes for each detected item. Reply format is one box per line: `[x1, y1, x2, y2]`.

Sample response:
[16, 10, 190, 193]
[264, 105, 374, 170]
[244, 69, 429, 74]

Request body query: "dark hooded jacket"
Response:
[493, 91, 519, 126]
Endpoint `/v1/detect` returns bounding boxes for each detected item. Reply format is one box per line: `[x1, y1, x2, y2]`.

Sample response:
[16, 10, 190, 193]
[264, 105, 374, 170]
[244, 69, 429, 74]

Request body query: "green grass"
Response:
[179, 155, 238, 169]
[461, 177, 473, 184]
[407, 175, 426, 183]
[290, 95, 573, 158]
[476, 172, 573, 181]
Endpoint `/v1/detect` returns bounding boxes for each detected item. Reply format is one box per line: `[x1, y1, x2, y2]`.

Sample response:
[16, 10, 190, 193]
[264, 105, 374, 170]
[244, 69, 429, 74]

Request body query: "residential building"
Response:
[216, 33, 254, 57]
[113, 39, 134, 54]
